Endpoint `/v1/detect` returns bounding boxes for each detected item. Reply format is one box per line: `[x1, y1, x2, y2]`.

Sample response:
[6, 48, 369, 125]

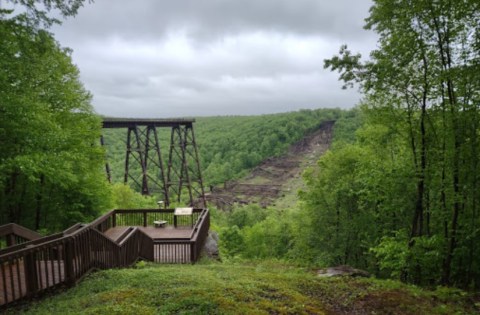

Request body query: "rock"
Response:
[203, 231, 220, 260]
[317, 265, 370, 278]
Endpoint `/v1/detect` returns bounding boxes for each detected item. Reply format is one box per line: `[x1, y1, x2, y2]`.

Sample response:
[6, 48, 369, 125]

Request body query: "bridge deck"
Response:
[102, 118, 195, 128]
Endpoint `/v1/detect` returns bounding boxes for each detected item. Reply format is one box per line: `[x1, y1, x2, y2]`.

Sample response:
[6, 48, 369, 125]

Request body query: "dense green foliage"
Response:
[0, 11, 111, 231]
[14, 262, 478, 314]
[316, 0, 480, 288]
[110, 183, 157, 209]
[103, 109, 342, 189]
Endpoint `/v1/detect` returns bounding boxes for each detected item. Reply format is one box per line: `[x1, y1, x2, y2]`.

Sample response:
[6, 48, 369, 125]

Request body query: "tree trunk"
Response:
[6, 171, 19, 223]
[35, 174, 45, 230]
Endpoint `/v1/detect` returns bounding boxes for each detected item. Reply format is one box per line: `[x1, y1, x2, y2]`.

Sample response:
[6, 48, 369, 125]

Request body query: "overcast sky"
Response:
[50, 0, 377, 118]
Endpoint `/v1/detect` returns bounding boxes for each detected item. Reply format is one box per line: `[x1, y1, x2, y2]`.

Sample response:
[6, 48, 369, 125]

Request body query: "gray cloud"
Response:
[51, 0, 376, 117]
[59, 0, 373, 41]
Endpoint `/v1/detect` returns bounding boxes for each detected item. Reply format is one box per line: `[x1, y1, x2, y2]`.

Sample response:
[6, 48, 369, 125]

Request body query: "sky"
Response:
[50, 0, 377, 118]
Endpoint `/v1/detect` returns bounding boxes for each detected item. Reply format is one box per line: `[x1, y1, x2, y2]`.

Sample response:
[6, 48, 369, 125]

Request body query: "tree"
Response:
[3, 0, 88, 27]
[0, 11, 111, 231]
[324, 0, 480, 287]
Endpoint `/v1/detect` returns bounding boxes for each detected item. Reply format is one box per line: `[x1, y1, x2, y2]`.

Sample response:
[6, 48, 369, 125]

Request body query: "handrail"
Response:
[0, 220, 86, 255]
[63, 223, 85, 235]
[117, 227, 135, 244]
[89, 210, 115, 226]
[0, 223, 43, 240]
[113, 208, 203, 214]
[189, 208, 209, 240]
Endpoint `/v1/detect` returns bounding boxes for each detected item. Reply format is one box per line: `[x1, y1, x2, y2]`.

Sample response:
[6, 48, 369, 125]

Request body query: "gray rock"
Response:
[203, 231, 220, 260]
[317, 265, 370, 278]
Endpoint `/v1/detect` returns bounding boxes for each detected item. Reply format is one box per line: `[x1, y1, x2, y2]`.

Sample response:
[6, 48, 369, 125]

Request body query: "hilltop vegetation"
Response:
[13, 262, 479, 315]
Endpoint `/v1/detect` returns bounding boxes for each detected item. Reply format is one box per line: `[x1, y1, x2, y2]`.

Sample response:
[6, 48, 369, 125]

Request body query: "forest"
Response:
[1, 0, 479, 298]
[218, 0, 480, 289]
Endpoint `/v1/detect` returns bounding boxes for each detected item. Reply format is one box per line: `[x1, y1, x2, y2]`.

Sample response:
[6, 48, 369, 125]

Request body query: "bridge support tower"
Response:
[102, 118, 206, 208]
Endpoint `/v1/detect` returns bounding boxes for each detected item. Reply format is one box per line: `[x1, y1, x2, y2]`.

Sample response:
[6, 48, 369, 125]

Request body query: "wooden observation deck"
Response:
[0, 208, 210, 307]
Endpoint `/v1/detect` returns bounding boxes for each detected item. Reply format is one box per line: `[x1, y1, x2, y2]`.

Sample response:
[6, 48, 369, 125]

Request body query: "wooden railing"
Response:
[90, 209, 203, 231]
[151, 208, 210, 264]
[0, 208, 209, 307]
[190, 208, 210, 262]
[0, 224, 43, 250]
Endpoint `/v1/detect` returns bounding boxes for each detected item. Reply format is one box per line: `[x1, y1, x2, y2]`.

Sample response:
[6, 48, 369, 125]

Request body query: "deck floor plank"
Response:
[104, 226, 192, 242]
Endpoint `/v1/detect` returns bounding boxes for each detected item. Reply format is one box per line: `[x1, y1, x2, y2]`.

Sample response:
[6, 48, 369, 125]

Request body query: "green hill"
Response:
[13, 262, 478, 314]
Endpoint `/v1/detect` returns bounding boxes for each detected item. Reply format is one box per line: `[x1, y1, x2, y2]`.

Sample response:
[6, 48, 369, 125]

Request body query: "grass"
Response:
[8, 261, 478, 315]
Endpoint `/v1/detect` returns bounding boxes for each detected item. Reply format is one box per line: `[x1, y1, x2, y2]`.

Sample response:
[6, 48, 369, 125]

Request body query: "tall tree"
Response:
[0, 9, 111, 231]
[323, 0, 480, 287]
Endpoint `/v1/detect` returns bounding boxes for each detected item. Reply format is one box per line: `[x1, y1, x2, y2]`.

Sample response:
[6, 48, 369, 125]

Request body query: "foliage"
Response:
[219, 224, 245, 257]
[216, 110, 363, 263]
[4, 0, 89, 27]
[197, 109, 341, 185]
[295, 128, 412, 269]
[320, 0, 480, 288]
[0, 13, 111, 231]
[13, 262, 478, 314]
[330, 107, 363, 145]
[111, 183, 157, 209]
[218, 204, 294, 260]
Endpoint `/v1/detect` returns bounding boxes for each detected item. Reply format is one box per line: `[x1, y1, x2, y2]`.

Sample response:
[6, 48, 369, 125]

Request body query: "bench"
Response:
[153, 220, 167, 228]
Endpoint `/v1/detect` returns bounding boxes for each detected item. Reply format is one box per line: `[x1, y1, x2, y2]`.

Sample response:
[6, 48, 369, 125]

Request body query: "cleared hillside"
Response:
[205, 120, 334, 210]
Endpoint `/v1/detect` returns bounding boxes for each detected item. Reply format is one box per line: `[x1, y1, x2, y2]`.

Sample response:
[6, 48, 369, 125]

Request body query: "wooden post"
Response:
[64, 239, 75, 286]
[143, 212, 147, 227]
[190, 242, 195, 263]
[24, 250, 38, 295]
[6, 234, 15, 247]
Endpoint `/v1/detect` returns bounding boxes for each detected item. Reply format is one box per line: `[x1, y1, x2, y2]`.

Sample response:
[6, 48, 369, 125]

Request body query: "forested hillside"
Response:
[215, 110, 362, 259]
[102, 109, 342, 187]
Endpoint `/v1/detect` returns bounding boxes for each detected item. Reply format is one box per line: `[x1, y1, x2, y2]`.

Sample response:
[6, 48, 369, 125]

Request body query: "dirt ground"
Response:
[205, 120, 335, 210]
